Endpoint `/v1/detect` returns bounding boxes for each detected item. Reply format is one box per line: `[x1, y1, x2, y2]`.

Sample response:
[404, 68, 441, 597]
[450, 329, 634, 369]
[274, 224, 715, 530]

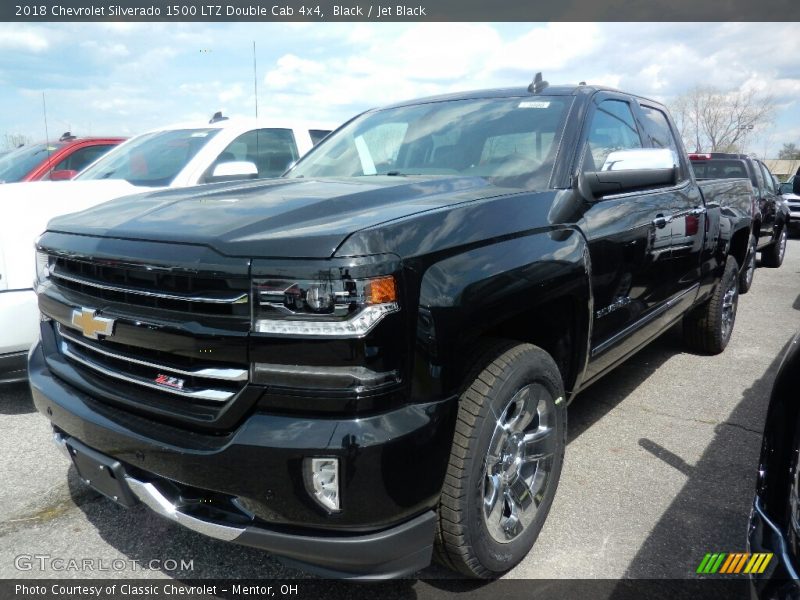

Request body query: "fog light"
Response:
[304, 457, 340, 513]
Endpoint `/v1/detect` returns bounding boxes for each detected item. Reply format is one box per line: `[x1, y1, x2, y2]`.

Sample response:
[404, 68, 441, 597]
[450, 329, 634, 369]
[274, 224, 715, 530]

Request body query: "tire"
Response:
[738, 234, 757, 294]
[683, 255, 739, 355]
[434, 341, 567, 578]
[762, 227, 787, 268]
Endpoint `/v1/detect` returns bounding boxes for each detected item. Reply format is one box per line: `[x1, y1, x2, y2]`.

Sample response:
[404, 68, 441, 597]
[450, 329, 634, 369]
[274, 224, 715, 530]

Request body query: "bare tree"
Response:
[778, 143, 800, 160]
[669, 86, 774, 153]
[1, 133, 32, 151]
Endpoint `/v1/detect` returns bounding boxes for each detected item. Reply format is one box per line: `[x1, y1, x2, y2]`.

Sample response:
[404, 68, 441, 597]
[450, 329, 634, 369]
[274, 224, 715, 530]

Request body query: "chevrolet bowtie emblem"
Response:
[71, 308, 115, 340]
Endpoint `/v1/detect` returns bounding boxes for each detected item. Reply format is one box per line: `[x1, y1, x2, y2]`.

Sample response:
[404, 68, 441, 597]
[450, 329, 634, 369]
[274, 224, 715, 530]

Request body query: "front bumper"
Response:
[30, 341, 456, 578]
[747, 496, 800, 598]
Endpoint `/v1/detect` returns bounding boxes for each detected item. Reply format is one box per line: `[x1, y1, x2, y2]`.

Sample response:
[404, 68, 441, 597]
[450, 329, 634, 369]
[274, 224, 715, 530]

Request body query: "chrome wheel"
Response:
[482, 383, 556, 543]
[721, 274, 738, 342]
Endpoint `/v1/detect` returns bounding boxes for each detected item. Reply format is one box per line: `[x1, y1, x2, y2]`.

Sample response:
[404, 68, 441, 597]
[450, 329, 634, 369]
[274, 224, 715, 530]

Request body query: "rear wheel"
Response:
[738, 234, 756, 294]
[683, 255, 739, 355]
[434, 342, 566, 578]
[762, 227, 787, 268]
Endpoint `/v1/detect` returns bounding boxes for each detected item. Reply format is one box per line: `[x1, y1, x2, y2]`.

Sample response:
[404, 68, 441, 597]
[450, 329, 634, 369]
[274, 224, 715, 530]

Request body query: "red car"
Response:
[0, 132, 125, 183]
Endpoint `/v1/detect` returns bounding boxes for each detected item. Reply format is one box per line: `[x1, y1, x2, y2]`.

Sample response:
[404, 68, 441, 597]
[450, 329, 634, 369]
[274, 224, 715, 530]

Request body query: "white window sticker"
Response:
[518, 101, 551, 109]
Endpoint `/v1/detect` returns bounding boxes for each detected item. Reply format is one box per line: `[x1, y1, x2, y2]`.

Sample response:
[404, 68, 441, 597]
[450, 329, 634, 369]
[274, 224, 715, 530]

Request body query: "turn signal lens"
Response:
[364, 275, 397, 305]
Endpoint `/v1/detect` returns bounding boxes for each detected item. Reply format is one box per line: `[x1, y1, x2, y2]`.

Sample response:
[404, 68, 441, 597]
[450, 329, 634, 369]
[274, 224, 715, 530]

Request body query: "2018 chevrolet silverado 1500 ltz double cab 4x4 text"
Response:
[30, 80, 753, 579]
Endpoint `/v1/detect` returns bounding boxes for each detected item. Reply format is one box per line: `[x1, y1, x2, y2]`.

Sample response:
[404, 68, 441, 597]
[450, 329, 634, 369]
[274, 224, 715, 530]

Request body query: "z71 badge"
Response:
[154, 374, 185, 390]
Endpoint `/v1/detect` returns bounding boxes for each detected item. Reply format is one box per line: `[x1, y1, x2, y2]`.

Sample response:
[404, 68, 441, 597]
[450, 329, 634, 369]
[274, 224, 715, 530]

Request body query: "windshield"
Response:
[288, 96, 572, 189]
[77, 128, 220, 187]
[0, 143, 65, 183]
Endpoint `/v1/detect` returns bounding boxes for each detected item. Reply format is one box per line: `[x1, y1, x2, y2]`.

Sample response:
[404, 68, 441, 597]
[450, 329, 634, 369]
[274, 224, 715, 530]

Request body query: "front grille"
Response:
[49, 255, 250, 317]
[38, 242, 253, 426]
[58, 324, 246, 403]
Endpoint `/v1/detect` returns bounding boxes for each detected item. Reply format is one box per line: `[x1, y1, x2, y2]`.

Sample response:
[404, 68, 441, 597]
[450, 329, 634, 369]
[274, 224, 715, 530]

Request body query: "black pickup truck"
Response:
[690, 153, 789, 283]
[30, 81, 753, 579]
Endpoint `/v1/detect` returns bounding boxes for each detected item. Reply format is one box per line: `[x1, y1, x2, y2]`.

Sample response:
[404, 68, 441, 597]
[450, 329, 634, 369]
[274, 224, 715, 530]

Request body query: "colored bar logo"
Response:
[696, 552, 773, 574]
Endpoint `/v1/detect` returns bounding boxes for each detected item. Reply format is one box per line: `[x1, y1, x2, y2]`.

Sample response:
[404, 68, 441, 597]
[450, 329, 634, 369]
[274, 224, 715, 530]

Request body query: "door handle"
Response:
[652, 214, 673, 229]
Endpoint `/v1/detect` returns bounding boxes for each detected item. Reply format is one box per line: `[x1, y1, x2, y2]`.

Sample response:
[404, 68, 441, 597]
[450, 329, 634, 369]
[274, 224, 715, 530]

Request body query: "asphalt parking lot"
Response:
[1, 239, 799, 586]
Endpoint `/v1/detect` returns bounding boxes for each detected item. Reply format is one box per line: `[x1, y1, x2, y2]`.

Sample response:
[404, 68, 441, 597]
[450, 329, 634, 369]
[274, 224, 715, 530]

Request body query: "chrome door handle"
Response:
[653, 214, 673, 229]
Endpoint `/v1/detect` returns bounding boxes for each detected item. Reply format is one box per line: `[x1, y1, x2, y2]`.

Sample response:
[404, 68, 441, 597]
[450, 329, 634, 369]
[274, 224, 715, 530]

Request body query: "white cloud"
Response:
[0, 28, 48, 52]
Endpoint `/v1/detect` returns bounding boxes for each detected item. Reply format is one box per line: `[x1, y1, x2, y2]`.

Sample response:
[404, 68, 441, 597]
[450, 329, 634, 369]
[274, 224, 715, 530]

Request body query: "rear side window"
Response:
[309, 129, 331, 145]
[211, 128, 299, 179]
[583, 100, 643, 171]
[639, 106, 680, 155]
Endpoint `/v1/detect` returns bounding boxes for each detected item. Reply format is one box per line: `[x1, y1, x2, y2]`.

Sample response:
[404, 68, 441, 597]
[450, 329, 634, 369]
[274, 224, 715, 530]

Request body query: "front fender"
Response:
[412, 227, 592, 402]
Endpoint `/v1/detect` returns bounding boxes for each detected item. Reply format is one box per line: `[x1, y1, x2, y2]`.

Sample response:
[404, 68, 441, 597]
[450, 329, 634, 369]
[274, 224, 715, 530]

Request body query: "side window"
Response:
[583, 100, 643, 172]
[751, 160, 766, 192]
[52, 145, 116, 174]
[212, 129, 299, 180]
[309, 130, 331, 145]
[639, 106, 684, 181]
[758, 162, 776, 193]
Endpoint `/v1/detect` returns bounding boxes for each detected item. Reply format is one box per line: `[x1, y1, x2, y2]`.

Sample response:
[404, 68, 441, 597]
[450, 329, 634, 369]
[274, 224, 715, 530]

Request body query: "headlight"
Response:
[35, 250, 50, 284]
[252, 273, 399, 338]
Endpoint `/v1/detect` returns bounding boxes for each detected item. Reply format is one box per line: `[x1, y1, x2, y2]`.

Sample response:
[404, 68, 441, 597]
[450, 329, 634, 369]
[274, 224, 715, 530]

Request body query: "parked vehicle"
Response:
[748, 333, 800, 597]
[30, 80, 752, 578]
[690, 153, 789, 272]
[779, 175, 800, 233]
[0, 115, 332, 383]
[0, 133, 124, 183]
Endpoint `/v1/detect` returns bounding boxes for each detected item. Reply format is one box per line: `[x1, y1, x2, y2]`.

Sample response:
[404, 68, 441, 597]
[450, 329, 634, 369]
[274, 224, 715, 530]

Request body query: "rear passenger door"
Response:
[635, 102, 705, 309]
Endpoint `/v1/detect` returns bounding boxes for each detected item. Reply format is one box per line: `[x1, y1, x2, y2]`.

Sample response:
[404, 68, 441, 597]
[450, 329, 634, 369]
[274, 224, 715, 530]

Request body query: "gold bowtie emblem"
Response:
[71, 308, 115, 340]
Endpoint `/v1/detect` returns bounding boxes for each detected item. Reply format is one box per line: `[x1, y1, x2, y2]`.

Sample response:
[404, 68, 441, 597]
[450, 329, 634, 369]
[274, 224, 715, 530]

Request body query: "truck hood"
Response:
[1, 179, 154, 289]
[47, 176, 510, 258]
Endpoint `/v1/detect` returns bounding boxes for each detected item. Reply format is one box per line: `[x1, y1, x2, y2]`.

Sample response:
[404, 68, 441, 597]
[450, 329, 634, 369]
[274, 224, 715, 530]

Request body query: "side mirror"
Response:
[49, 169, 78, 181]
[579, 148, 677, 200]
[208, 161, 258, 183]
[793, 177, 800, 196]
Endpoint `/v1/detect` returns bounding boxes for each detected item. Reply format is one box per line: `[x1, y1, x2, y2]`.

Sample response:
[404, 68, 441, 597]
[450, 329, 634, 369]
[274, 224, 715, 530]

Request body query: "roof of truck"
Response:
[381, 84, 662, 110]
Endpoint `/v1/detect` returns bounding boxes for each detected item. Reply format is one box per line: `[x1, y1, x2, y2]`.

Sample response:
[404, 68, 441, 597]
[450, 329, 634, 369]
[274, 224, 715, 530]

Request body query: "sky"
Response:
[1, 22, 799, 156]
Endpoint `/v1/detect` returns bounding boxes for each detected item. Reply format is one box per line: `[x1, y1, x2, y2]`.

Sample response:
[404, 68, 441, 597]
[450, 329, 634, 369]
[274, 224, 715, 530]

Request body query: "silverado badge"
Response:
[71, 307, 115, 340]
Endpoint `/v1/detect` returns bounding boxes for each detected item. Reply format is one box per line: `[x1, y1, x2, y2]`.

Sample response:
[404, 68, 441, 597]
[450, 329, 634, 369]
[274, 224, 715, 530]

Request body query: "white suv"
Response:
[0, 115, 333, 382]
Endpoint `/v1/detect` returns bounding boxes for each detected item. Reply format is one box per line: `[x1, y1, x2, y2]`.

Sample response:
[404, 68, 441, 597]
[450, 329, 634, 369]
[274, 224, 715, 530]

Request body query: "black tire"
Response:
[738, 234, 757, 294]
[434, 341, 567, 578]
[683, 255, 739, 355]
[762, 227, 787, 268]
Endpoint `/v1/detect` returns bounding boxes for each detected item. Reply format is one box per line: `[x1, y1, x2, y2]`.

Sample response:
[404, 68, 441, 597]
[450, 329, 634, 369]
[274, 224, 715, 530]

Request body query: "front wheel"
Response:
[434, 342, 567, 578]
[683, 255, 739, 355]
[762, 227, 787, 268]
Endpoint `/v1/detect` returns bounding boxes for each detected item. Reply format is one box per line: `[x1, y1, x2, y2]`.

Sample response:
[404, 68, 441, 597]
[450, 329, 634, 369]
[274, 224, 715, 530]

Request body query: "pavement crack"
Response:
[718, 420, 762, 436]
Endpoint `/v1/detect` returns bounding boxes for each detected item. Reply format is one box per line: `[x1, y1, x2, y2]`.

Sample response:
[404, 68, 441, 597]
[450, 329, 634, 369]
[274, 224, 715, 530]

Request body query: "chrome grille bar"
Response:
[58, 325, 248, 382]
[59, 340, 234, 403]
[49, 267, 248, 305]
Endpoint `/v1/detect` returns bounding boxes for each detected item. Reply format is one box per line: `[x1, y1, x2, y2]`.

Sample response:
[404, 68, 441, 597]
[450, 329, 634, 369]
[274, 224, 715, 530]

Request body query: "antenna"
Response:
[253, 41, 259, 173]
[42, 92, 53, 174]
[252, 41, 258, 120]
[528, 72, 549, 94]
